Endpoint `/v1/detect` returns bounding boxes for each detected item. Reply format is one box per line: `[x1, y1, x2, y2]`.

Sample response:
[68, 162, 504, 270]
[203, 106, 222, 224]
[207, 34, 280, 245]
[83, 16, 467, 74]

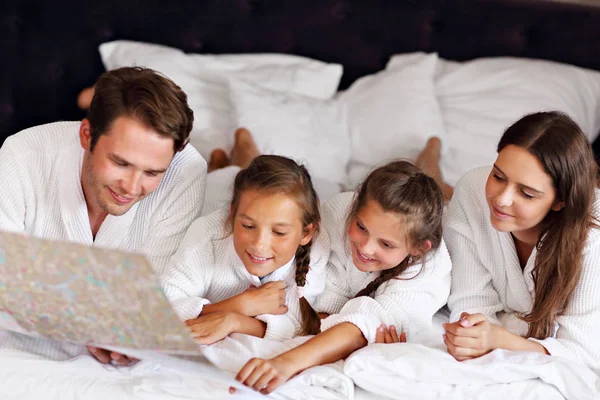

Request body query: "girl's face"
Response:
[348, 199, 418, 273]
[485, 145, 562, 237]
[232, 190, 314, 277]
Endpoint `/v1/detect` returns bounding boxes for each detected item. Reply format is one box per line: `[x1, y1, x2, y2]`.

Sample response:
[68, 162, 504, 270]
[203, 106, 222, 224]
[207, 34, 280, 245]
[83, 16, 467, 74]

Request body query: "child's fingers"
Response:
[375, 325, 386, 343]
[383, 327, 393, 343]
[389, 326, 400, 343]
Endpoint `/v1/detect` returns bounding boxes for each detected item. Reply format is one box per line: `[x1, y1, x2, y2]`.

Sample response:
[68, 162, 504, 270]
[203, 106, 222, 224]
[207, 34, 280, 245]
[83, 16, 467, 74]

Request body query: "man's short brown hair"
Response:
[87, 67, 193, 152]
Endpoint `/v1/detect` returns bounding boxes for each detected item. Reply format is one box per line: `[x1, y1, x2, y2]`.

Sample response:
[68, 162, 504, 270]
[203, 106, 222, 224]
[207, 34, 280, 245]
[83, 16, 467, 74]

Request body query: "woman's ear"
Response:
[410, 240, 432, 257]
[300, 223, 317, 246]
[551, 201, 565, 212]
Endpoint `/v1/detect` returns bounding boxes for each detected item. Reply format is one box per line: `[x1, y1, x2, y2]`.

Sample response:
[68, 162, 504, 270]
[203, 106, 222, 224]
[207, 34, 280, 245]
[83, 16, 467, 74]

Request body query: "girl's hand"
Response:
[375, 324, 407, 343]
[443, 312, 500, 361]
[235, 281, 288, 316]
[185, 312, 240, 345]
[235, 356, 299, 395]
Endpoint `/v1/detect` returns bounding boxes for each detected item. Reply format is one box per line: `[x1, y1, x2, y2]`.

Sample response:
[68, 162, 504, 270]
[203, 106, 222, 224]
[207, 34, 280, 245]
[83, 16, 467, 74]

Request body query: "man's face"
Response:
[79, 116, 175, 217]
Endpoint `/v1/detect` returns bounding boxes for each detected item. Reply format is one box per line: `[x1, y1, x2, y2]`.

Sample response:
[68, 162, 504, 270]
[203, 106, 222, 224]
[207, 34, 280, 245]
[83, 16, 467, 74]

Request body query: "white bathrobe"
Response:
[161, 206, 330, 341]
[0, 121, 207, 275]
[315, 192, 452, 343]
[444, 166, 600, 373]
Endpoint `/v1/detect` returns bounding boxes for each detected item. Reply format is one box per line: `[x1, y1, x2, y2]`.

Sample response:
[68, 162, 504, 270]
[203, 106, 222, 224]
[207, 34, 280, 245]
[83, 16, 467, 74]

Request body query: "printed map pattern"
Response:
[0, 231, 200, 353]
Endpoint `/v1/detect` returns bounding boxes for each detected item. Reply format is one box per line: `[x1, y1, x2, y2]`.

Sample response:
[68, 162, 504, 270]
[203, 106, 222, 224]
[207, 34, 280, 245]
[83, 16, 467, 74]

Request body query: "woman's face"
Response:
[485, 145, 562, 236]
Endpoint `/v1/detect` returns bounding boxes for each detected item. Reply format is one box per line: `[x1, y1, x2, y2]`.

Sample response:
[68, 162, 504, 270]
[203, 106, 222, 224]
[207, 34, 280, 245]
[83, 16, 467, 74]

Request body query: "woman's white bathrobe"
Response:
[0, 122, 207, 275]
[161, 206, 330, 341]
[314, 193, 452, 342]
[444, 167, 600, 373]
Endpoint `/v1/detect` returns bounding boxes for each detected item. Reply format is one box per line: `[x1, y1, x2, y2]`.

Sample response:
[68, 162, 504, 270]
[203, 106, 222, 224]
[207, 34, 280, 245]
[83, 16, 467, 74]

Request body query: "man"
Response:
[0, 67, 207, 365]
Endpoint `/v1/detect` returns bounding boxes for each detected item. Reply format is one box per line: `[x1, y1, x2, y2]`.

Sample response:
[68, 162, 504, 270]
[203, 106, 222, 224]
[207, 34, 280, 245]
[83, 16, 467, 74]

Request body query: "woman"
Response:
[443, 111, 600, 373]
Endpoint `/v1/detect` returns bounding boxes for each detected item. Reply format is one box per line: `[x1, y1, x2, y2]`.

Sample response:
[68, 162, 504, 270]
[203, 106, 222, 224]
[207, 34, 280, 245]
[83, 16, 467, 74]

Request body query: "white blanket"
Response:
[344, 314, 600, 400]
[0, 331, 352, 400]
[2, 313, 599, 400]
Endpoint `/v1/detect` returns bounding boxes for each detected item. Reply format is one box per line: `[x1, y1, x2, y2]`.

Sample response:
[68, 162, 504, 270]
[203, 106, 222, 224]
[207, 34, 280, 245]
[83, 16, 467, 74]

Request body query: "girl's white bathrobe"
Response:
[161, 206, 330, 341]
[0, 122, 207, 275]
[314, 192, 452, 342]
[444, 167, 600, 373]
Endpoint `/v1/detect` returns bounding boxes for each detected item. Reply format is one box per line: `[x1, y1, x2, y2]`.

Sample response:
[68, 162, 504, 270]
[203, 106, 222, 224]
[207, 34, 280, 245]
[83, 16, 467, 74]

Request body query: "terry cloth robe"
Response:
[444, 166, 600, 373]
[0, 121, 207, 275]
[161, 206, 330, 341]
[315, 192, 452, 343]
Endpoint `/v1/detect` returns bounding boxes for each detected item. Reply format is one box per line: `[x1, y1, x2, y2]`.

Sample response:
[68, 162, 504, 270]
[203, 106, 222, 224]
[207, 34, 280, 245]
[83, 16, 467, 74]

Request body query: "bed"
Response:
[2, 0, 600, 399]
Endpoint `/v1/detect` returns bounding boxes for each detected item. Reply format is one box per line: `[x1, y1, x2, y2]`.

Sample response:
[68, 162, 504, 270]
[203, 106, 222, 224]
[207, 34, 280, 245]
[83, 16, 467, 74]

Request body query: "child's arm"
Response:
[187, 312, 267, 344]
[236, 322, 366, 394]
[320, 243, 452, 344]
[200, 281, 288, 317]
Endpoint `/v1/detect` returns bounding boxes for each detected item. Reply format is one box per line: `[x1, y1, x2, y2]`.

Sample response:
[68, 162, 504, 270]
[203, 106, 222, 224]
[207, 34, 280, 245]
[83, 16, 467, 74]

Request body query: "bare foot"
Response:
[415, 137, 454, 201]
[77, 86, 96, 110]
[230, 128, 260, 169]
[207, 149, 230, 172]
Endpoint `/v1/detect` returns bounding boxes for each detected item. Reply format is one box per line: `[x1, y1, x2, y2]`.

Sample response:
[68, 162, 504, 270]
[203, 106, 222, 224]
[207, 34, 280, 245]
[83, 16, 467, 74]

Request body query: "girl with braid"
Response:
[235, 160, 452, 394]
[160, 154, 329, 344]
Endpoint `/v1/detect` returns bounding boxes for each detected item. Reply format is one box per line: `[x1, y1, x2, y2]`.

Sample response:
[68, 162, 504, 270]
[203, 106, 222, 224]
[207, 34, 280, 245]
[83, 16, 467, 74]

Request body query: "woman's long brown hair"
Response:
[346, 160, 445, 298]
[498, 112, 599, 339]
[229, 155, 321, 335]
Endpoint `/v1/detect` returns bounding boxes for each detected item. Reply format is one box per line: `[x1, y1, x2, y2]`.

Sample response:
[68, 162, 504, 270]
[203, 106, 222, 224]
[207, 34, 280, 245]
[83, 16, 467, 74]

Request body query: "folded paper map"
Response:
[0, 230, 201, 354]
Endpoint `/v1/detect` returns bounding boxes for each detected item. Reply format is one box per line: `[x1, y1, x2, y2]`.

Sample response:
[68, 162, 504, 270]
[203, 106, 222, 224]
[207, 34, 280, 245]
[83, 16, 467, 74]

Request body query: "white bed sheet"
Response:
[1, 312, 598, 400]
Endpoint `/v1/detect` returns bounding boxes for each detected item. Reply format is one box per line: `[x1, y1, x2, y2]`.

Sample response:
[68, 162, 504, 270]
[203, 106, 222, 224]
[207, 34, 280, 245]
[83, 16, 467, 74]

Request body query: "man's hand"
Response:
[87, 346, 138, 366]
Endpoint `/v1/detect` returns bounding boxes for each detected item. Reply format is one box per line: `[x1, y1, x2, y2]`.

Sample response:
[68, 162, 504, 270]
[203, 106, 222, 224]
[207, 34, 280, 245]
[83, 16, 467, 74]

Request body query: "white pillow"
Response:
[98, 40, 343, 160]
[394, 56, 600, 185]
[340, 53, 447, 171]
[228, 79, 350, 186]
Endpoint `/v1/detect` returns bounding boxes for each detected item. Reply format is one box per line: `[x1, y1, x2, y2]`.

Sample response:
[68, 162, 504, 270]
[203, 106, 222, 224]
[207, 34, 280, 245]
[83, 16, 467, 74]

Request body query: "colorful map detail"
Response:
[0, 231, 200, 353]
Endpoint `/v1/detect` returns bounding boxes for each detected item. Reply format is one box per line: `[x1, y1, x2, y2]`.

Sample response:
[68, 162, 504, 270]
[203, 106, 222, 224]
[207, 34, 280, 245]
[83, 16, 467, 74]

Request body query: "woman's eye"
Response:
[273, 231, 286, 237]
[493, 173, 506, 182]
[242, 224, 255, 230]
[356, 221, 366, 231]
[521, 191, 535, 200]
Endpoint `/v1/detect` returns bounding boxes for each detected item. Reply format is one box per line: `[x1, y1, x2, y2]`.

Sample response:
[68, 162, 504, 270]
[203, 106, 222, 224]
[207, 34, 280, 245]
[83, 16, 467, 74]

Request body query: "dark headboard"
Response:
[2, 0, 600, 145]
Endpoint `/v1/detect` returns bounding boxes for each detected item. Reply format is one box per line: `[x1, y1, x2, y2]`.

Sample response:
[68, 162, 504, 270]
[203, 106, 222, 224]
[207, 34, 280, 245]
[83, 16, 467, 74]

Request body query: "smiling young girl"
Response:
[443, 112, 600, 373]
[160, 154, 329, 343]
[235, 160, 452, 394]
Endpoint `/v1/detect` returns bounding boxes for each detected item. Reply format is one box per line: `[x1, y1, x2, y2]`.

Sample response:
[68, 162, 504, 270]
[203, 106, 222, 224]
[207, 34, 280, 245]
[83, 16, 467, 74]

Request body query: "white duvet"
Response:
[0, 313, 598, 400]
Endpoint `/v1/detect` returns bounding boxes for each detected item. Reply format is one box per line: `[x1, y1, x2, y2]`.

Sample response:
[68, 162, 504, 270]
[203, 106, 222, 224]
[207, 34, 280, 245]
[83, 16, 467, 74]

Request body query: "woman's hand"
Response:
[375, 324, 407, 343]
[443, 312, 500, 361]
[235, 355, 299, 395]
[186, 312, 240, 345]
[234, 281, 288, 317]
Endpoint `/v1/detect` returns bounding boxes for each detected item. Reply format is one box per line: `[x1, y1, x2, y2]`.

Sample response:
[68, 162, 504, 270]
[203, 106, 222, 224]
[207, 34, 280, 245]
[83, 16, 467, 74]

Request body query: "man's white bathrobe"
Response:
[315, 192, 452, 343]
[444, 167, 600, 373]
[0, 121, 207, 275]
[0, 121, 207, 355]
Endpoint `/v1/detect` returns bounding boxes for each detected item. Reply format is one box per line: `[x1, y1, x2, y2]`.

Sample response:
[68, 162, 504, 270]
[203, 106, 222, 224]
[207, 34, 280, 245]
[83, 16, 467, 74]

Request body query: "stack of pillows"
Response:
[100, 40, 600, 190]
